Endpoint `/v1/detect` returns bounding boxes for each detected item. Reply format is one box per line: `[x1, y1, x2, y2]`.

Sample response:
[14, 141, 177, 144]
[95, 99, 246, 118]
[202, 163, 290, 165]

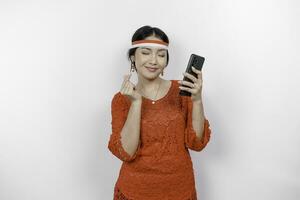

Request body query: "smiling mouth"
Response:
[145, 67, 159, 72]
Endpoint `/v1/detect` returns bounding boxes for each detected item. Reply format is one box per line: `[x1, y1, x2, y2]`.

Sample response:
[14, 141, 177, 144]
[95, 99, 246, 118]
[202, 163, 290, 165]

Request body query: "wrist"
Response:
[192, 99, 202, 103]
[131, 99, 142, 105]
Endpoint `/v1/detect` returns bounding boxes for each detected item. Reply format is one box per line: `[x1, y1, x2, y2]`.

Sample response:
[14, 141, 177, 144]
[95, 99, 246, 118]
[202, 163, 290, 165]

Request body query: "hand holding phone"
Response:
[179, 54, 205, 96]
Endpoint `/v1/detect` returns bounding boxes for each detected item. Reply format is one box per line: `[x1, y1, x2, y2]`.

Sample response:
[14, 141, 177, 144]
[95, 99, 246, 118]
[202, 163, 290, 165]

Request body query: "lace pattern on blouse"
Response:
[114, 185, 198, 200]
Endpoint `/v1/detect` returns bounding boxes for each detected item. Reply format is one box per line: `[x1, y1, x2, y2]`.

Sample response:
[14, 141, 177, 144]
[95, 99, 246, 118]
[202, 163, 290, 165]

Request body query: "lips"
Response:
[145, 67, 159, 72]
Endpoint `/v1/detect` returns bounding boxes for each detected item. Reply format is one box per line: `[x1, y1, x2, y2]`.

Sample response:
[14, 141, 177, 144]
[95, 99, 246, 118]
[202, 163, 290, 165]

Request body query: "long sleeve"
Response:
[107, 93, 141, 162]
[181, 95, 211, 152]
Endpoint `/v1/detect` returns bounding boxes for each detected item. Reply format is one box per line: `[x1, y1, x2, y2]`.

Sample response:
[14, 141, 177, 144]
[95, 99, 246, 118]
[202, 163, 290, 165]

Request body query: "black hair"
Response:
[127, 25, 170, 69]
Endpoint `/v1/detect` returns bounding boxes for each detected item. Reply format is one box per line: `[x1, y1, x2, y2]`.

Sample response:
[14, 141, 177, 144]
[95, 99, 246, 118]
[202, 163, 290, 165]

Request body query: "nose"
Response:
[149, 54, 158, 65]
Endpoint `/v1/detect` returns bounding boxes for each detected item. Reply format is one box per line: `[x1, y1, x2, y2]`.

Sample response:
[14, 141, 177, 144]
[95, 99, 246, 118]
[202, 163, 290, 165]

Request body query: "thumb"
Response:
[123, 74, 131, 80]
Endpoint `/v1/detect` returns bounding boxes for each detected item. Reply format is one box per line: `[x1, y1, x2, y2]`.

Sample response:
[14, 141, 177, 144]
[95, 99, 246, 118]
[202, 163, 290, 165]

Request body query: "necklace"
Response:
[138, 79, 162, 104]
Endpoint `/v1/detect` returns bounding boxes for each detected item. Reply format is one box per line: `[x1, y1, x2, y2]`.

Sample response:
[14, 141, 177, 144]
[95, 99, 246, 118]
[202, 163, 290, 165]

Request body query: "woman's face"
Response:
[131, 35, 168, 80]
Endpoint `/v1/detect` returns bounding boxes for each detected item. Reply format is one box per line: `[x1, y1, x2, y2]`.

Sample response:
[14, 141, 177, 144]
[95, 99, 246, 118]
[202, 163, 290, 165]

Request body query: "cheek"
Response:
[136, 55, 166, 66]
[135, 56, 147, 65]
[138, 57, 149, 65]
[158, 57, 167, 65]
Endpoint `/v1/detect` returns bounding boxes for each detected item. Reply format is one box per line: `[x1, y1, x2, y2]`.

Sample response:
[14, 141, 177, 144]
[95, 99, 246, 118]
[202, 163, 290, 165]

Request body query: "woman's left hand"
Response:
[178, 66, 203, 102]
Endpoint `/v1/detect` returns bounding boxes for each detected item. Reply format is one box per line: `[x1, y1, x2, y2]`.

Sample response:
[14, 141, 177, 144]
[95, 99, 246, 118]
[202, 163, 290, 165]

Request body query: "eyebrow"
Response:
[141, 47, 166, 52]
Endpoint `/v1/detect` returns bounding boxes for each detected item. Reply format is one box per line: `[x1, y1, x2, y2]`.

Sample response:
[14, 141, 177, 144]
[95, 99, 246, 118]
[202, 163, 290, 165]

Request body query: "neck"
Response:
[136, 76, 163, 92]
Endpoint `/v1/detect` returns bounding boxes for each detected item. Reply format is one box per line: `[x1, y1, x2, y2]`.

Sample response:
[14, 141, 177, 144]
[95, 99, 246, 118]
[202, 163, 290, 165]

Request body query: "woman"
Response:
[108, 25, 212, 200]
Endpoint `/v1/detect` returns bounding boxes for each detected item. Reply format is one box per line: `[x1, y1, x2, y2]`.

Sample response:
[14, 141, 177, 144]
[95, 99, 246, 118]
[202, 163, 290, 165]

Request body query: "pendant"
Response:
[152, 101, 155, 104]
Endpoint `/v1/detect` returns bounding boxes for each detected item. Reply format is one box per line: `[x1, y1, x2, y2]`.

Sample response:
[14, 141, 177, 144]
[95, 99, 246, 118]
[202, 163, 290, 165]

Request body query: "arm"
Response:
[192, 100, 205, 138]
[108, 93, 142, 162]
[182, 96, 211, 152]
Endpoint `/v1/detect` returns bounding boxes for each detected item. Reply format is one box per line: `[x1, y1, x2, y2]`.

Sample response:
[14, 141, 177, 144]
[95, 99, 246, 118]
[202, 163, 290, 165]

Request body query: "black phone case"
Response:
[179, 54, 205, 96]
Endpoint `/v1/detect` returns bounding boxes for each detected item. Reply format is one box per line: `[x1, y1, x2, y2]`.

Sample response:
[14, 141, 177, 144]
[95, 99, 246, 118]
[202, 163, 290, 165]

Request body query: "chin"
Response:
[140, 73, 159, 81]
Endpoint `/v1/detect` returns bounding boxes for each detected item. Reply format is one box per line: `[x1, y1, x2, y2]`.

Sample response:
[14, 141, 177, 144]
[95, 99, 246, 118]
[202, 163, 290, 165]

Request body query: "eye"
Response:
[142, 51, 150, 55]
[159, 54, 165, 57]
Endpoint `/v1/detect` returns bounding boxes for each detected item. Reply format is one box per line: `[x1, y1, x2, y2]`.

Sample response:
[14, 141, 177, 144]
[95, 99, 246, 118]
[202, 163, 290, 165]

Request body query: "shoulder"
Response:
[111, 91, 130, 108]
[171, 79, 181, 86]
[168, 79, 180, 89]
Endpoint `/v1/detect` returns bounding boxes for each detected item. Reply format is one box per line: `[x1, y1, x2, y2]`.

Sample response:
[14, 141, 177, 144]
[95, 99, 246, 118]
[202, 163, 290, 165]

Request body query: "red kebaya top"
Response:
[108, 79, 212, 200]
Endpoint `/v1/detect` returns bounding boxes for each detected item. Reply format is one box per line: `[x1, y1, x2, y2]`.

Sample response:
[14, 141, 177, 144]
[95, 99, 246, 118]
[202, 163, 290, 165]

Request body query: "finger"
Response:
[121, 76, 129, 91]
[127, 73, 132, 81]
[123, 74, 130, 80]
[124, 73, 131, 81]
[125, 78, 134, 94]
[179, 80, 194, 88]
[121, 78, 127, 90]
[123, 84, 129, 94]
[124, 79, 130, 93]
[192, 66, 203, 79]
[123, 73, 131, 84]
[120, 84, 125, 94]
[179, 85, 195, 93]
[121, 75, 129, 91]
[128, 83, 134, 94]
[192, 67, 202, 79]
[191, 66, 201, 74]
[182, 72, 197, 83]
[120, 81, 127, 94]
[122, 74, 129, 84]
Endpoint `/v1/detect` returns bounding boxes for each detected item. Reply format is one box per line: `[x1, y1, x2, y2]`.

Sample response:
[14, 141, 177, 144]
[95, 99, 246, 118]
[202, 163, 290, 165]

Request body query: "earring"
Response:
[161, 69, 164, 76]
[131, 61, 136, 72]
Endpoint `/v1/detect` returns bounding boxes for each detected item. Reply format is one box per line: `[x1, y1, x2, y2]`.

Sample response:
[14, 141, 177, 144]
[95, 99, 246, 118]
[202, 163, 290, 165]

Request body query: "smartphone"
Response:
[179, 54, 205, 96]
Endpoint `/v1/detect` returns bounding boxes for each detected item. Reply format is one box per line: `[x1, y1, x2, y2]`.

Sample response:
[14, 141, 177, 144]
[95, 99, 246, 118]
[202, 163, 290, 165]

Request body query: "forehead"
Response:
[139, 47, 167, 52]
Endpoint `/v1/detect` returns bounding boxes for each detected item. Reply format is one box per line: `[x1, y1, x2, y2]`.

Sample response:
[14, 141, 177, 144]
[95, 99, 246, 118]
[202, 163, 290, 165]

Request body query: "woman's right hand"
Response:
[120, 73, 142, 103]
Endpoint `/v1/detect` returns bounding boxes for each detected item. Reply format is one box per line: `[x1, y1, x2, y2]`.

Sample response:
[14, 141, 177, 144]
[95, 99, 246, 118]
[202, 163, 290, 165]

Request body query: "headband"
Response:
[130, 39, 169, 50]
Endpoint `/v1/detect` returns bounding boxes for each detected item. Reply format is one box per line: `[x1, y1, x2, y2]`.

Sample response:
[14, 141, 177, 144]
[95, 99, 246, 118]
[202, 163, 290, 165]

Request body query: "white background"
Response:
[0, 0, 299, 199]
